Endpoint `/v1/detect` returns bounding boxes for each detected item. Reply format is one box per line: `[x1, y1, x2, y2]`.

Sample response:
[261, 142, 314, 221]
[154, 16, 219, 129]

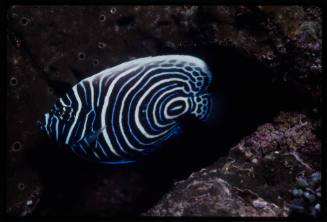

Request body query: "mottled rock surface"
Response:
[6, 6, 322, 216]
[145, 112, 321, 217]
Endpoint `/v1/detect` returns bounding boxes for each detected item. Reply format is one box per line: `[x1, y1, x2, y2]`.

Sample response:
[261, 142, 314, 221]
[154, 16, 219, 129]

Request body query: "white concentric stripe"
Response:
[75, 80, 96, 142]
[109, 66, 146, 154]
[188, 97, 194, 111]
[66, 94, 72, 105]
[49, 115, 54, 134]
[138, 75, 191, 130]
[135, 78, 188, 139]
[96, 141, 109, 158]
[78, 110, 93, 142]
[65, 86, 82, 145]
[97, 74, 107, 107]
[76, 67, 116, 108]
[60, 98, 68, 107]
[101, 65, 141, 157]
[76, 81, 97, 154]
[53, 115, 60, 142]
[85, 80, 97, 133]
[80, 82, 88, 105]
[44, 113, 50, 136]
[153, 86, 186, 127]
[145, 83, 178, 132]
[170, 105, 183, 111]
[62, 124, 66, 135]
[54, 104, 59, 111]
[119, 71, 192, 150]
[163, 97, 189, 120]
[93, 151, 101, 159]
[157, 91, 176, 123]
[59, 93, 72, 107]
[86, 79, 95, 113]
[79, 143, 88, 155]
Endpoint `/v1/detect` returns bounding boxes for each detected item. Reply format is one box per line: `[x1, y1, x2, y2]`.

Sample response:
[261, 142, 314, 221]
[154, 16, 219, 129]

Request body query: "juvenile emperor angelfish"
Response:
[38, 55, 213, 164]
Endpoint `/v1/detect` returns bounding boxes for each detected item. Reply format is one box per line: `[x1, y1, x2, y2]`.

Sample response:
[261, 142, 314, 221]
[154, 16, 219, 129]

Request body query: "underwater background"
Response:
[5, 5, 322, 217]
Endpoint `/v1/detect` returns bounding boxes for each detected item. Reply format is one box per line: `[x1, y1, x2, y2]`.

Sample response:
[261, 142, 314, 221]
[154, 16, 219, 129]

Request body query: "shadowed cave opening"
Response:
[27, 44, 313, 216]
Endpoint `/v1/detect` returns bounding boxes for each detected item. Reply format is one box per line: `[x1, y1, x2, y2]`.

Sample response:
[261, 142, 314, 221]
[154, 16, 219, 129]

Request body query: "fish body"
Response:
[39, 55, 212, 164]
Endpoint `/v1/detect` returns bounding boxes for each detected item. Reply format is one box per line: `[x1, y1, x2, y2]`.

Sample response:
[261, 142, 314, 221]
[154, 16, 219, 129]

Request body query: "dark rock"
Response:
[145, 177, 287, 217]
[310, 172, 321, 186]
[145, 112, 321, 217]
[297, 176, 309, 188]
[292, 189, 303, 197]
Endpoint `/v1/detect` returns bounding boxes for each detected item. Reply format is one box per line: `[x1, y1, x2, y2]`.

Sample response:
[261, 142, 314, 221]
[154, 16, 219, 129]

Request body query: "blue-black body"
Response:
[38, 55, 213, 164]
